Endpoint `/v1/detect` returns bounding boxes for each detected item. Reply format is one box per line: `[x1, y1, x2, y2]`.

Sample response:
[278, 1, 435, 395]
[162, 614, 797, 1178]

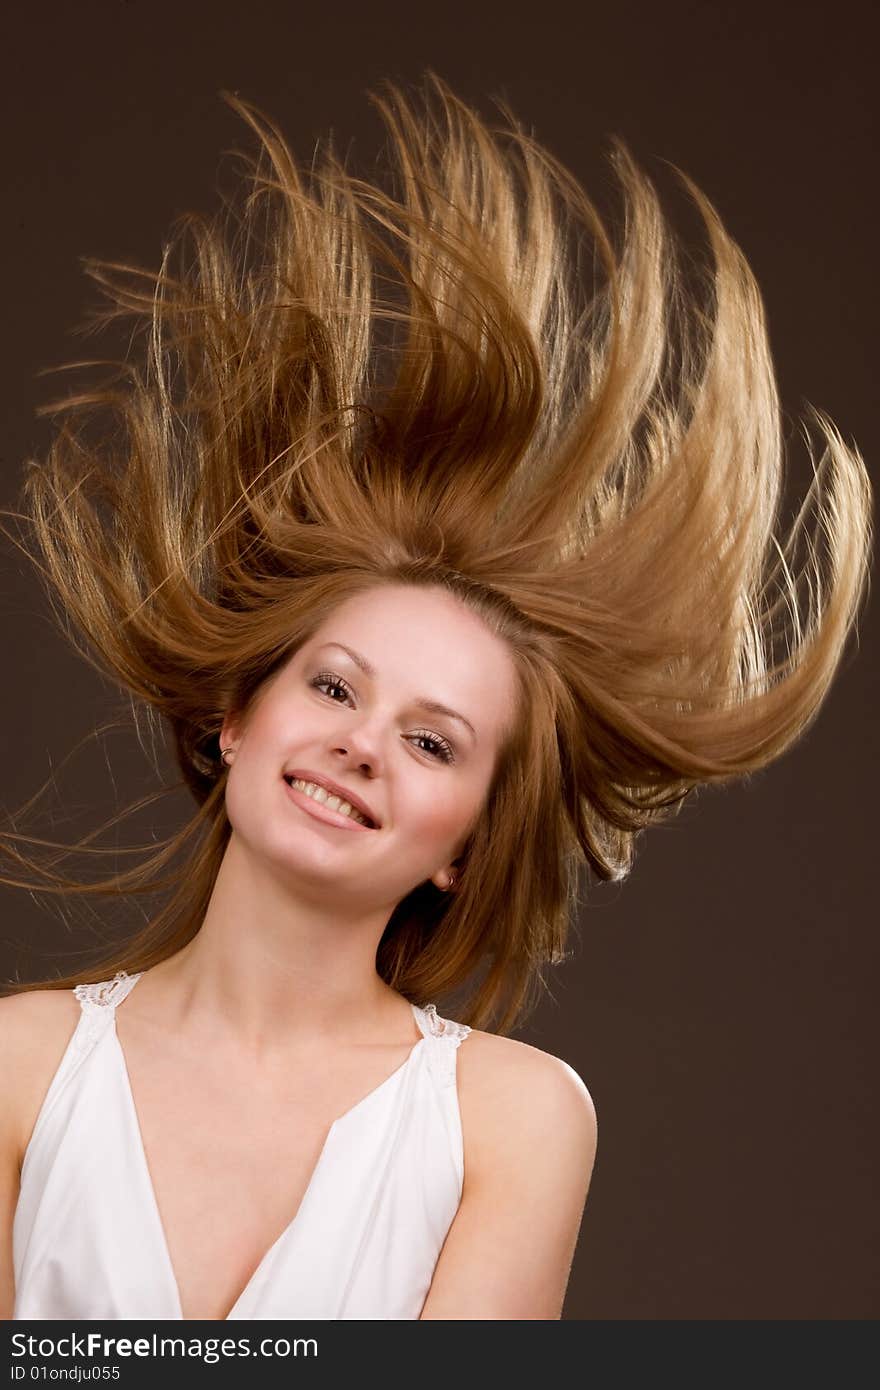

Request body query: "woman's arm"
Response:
[419, 1036, 597, 1320]
[0, 1105, 18, 1321]
[0, 990, 81, 1320]
[0, 993, 34, 1321]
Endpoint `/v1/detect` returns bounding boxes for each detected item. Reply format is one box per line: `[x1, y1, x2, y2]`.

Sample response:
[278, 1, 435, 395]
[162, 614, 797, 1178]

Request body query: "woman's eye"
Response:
[309, 673, 455, 764]
[310, 672, 353, 703]
[411, 731, 455, 765]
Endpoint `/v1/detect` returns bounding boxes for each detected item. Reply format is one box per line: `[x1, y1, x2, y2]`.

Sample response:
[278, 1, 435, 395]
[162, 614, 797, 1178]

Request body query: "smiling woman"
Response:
[0, 71, 871, 1322]
[218, 585, 521, 911]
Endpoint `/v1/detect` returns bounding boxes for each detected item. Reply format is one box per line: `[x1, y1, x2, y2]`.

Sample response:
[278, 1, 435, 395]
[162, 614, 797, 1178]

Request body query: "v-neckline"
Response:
[112, 1004, 429, 1321]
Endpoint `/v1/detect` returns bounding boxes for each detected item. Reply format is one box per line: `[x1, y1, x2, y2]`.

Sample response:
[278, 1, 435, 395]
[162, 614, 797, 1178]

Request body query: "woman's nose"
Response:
[330, 714, 387, 772]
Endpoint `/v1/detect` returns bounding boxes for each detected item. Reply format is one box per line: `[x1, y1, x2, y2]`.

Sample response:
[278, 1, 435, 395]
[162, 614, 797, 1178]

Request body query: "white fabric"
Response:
[13, 970, 471, 1320]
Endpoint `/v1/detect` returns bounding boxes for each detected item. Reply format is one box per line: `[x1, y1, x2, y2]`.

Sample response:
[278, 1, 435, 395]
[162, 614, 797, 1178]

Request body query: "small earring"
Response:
[443, 869, 458, 892]
[220, 747, 235, 767]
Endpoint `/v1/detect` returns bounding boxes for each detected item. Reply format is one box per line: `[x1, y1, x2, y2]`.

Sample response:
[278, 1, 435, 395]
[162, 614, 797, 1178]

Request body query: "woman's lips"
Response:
[282, 777, 375, 832]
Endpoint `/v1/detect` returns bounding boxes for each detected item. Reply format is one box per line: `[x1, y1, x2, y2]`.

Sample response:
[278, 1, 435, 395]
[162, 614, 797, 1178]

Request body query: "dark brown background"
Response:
[1, 0, 876, 1319]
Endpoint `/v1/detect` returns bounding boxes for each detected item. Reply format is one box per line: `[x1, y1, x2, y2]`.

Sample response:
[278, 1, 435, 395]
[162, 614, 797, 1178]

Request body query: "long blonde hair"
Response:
[0, 72, 871, 1032]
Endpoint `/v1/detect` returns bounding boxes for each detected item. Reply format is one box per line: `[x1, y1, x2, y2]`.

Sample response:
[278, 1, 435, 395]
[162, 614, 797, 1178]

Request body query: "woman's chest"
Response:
[116, 1028, 417, 1320]
[133, 1063, 331, 1317]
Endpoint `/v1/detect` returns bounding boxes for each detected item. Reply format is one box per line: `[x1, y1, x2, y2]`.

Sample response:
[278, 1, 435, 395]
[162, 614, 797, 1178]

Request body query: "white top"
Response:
[12, 970, 472, 1320]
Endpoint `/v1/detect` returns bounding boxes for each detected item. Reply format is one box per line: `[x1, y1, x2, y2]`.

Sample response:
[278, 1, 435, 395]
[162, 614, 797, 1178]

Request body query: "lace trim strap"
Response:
[420, 1003, 471, 1044]
[71, 970, 142, 1054]
[73, 969, 143, 1011]
[417, 1002, 472, 1089]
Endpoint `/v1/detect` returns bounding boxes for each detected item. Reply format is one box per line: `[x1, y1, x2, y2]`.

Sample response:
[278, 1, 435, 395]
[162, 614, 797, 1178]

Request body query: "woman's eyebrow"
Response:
[315, 640, 477, 741]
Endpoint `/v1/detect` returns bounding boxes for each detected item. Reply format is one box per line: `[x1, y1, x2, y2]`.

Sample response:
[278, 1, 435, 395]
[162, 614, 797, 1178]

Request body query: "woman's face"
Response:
[220, 583, 519, 908]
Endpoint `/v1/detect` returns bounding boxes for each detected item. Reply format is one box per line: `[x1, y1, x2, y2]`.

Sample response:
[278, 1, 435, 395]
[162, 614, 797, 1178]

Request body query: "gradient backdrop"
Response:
[1, 0, 876, 1320]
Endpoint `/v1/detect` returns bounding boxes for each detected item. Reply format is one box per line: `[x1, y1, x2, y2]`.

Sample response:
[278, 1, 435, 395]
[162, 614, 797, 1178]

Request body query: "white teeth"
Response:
[288, 778, 371, 826]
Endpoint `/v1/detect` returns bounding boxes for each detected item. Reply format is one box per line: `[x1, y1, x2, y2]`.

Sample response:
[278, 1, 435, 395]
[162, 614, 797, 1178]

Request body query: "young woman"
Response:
[0, 74, 871, 1321]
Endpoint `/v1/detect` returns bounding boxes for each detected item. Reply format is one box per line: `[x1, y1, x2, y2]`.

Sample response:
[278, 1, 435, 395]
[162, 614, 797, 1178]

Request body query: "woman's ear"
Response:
[431, 863, 460, 893]
[219, 713, 241, 753]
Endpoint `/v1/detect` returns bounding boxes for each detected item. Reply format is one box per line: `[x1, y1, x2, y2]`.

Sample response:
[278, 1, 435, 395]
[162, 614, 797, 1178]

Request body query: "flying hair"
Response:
[0, 72, 872, 1031]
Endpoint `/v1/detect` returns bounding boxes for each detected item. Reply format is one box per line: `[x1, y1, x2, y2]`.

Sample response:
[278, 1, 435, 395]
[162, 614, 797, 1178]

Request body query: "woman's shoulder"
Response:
[456, 1025, 598, 1182]
[0, 983, 81, 1052]
[0, 986, 82, 1171]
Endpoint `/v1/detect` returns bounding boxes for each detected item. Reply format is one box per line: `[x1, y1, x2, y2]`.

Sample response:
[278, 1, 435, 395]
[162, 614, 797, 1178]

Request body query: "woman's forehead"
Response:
[293, 587, 519, 734]
[307, 587, 512, 672]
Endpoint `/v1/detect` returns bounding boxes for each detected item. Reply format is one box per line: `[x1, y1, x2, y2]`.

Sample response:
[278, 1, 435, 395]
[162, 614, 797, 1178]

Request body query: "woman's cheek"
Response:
[406, 785, 475, 849]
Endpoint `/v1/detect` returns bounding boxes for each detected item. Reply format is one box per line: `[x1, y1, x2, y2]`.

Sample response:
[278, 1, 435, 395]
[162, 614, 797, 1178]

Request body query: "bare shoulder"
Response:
[0, 988, 82, 1171]
[419, 1023, 598, 1317]
[456, 1025, 598, 1185]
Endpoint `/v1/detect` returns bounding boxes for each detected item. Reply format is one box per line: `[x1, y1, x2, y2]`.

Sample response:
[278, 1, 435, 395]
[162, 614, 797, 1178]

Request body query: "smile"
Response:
[282, 776, 377, 831]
